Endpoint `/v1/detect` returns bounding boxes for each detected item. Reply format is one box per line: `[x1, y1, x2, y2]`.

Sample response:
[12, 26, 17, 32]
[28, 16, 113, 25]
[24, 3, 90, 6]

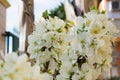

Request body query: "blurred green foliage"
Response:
[49, 3, 66, 20]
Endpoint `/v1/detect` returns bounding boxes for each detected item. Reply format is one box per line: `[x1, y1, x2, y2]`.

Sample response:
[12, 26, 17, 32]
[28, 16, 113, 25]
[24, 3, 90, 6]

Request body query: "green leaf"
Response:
[67, 20, 74, 25]
[65, 20, 73, 28]
[82, 23, 85, 30]
[42, 10, 49, 19]
[56, 28, 62, 33]
[101, 10, 106, 14]
[90, 6, 97, 11]
[79, 77, 84, 80]
[69, 72, 74, 80]
[101, 59, 106, 67]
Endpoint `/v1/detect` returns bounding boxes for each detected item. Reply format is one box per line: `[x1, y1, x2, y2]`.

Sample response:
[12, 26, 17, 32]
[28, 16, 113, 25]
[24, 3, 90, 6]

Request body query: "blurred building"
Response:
[5, 27, 19, 53]
[0, 0, 10, 52]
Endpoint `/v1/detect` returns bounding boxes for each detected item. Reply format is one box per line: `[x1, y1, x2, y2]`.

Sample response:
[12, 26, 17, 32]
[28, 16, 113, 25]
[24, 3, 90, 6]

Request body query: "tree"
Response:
[49, 3, 66, 20]
[19, 0, 34, 54]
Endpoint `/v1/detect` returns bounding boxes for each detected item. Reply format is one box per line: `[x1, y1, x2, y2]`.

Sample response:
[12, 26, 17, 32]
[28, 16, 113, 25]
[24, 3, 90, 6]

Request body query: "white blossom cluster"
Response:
[27, 11, 117, 80]
[57, 11, 117, 80]
[27, 17, 71, 74]
[0, 53, 54, 80]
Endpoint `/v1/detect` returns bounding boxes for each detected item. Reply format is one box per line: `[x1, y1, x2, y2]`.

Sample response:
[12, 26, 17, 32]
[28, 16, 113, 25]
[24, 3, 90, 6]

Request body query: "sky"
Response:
[6, 0, 64, 32]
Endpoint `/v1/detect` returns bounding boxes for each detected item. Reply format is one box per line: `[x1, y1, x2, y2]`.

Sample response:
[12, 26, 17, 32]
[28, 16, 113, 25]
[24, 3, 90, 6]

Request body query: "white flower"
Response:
[75, 16, 84, 27]
[27, 10, 117, 80]
[56, 75, 66, 80]
[54, 17, 65, 29]
[0, 53, 41, 80]
[58, 10, 117, 80]
[39, 73, 53, 80]
[27, 17, 69, 75]
[72, 74, 80, 80]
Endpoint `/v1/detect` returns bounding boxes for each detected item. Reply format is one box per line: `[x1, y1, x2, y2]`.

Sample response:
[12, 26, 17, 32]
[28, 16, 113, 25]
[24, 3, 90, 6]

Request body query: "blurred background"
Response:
[0, 0, 120, 79]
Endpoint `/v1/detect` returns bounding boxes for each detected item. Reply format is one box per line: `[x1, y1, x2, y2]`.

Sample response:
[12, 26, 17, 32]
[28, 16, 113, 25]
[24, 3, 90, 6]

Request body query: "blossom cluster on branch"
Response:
[0, 10, 117, 80]
[27, 10, 117, 80]
[27, 17, 73, 75]
[57, 10, 117, 80]
[0, 53, 54, 80]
